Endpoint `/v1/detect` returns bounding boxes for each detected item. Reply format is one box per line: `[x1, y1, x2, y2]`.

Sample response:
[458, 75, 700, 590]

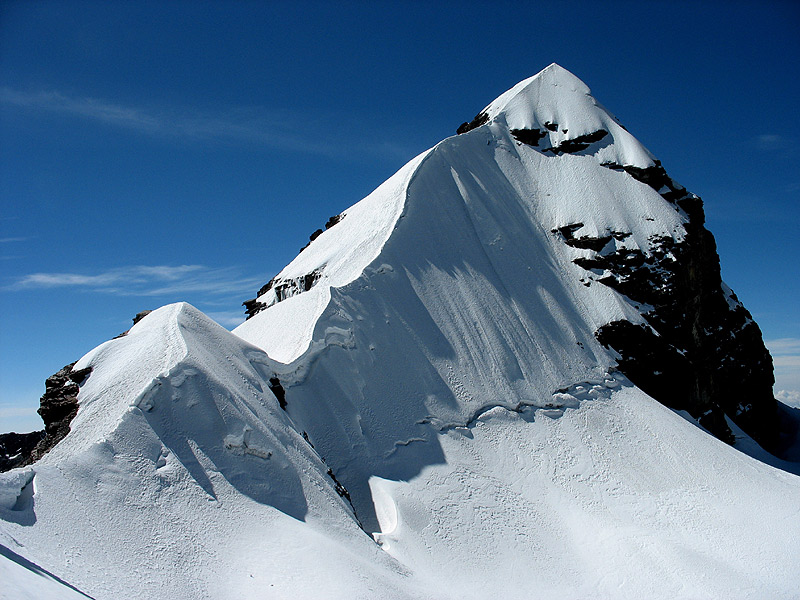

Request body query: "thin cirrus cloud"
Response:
[766, 337, 800, 358]
[10, 264, 263, 298]
[765, 338, 800, 407]
[755, 134, 790, 151]
[204, 310, 248, 328]
[0, 86, 415, 160]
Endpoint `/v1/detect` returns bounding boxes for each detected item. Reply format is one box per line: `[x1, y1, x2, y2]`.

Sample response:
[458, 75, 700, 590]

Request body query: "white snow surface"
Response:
[234, 149, 430, 363]
[483, 63, 656, 169]
[1, 304, 421, 600]
[3, 65, 799, 599]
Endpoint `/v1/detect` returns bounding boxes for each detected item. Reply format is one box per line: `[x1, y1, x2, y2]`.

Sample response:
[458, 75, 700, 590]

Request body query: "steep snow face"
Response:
[235, 149, 430, 363]
[481, 63, 655, 169]
[234, 64, 692, 486]
[236, 63, 679, 367]
[229, 64, 798, 596]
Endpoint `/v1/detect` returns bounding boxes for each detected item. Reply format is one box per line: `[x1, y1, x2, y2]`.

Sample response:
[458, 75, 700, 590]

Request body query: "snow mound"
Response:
[1, 303, 422, 599]
[482, 63, 655, 169]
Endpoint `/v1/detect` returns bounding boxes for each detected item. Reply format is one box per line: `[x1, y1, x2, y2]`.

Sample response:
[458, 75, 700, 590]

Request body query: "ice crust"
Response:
[3, 65, 799, 600]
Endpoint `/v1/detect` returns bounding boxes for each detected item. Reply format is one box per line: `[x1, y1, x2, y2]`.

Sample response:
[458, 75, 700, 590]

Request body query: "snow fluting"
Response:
[3, 63, 799, 599]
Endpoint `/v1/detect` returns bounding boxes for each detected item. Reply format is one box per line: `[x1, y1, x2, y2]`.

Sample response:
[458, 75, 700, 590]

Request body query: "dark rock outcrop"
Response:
[552, 223, 630, 252]
[273, 269, 322, 303]
[300, 213, 344, 252]
[114, 310, 153, 338]
[456, 111, 489, 135]
[243, 268, 323, 320]
[509, 126, 609, 154]
[543, 129, 609, 154]
[554, 162, 778, 450]
[510, 128, 547, 146]
[243, 215, 344, 320]
[325, 214, 342, 229]
[776, 403, 800, 462]
[28, 363, 92, 463]
[132, 310, 152, 325]
[268, 377, 287, 410]
[595, 321, 736, 444]
[0, 362, 93, 471]
[243, 277, 278, 319]
[0, 431, 45, 472]
[601, 159, 691, 205]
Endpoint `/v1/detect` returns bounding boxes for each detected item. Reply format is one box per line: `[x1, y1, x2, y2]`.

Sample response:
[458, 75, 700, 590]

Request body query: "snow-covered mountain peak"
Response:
[484, 62, 590, 122]
[464, 63, 655, 169]
[4, 66, 798, 600]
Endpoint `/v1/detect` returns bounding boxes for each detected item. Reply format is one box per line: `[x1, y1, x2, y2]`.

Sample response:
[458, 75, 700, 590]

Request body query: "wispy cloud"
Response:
[0, 86, 419, 161]
[0, 404, 40, 419]
[754, 133, 794, 152]
[766, 338, 800, 356]
[0, 237, 28, 243]
[766, 338, 800, 404]
[9, 264, 262, 297]
[205, 310, 247, 329]
[776, 390, 800, 409]
[1, 87, 160, 131]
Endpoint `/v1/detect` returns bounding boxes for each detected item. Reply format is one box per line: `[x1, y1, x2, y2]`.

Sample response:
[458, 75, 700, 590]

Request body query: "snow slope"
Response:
[1, 304, 424, 599]
[233, 63, 800, 597]
[235, 149, 430, 363]
[3, 64, 798, 599]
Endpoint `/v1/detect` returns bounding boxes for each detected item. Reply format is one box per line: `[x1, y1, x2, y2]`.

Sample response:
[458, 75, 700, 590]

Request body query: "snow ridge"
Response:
[3, 65, 799, 600]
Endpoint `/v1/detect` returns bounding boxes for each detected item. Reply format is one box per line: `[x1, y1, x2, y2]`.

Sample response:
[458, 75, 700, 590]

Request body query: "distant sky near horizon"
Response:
[1, 0, 799, 432]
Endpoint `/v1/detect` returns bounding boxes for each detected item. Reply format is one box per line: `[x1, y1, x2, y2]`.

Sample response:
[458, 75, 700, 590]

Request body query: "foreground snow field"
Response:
[2, 64, 798, 599]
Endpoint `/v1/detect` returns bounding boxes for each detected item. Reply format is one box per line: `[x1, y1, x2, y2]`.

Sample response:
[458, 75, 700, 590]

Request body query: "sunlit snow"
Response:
[2, 64, 798, 600]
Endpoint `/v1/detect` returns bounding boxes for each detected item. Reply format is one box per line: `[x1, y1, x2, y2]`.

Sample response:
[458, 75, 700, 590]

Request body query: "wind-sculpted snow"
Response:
[235, 78, 694, 535]
[0, 304, 424, 599]
[0, 540, 93, 600]
[235, 149, 431, 363]
[368, 386, 800, 599]
[230, 63, 799, 597]
[3, 64, 799, 599]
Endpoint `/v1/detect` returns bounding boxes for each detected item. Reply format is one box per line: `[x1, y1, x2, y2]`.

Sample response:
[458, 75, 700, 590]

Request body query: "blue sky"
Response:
[1, 0, 799, 432]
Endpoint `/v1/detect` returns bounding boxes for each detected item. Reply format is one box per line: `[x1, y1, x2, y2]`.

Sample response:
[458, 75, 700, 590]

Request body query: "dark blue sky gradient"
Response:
[2, 0, 799, 431]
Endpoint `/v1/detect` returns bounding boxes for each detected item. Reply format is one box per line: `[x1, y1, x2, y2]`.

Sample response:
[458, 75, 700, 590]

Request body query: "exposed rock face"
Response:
[542, 132, 777, 449]
[114, 310, 153, 338]
[0, 362, 93, 471]
[324, 214, 342, 229]
[26, 362, 93, 465]
[0, 431, 45, 472]
[244, 213, 344, 319]
[543, 128, 608, 154]
[243, 277, 278, 319]
[456, 111, 489, 135]
[299, 213, 345, 253]
[777, 403, 800, 461]
[268, 377, 287, 410]
[0, 311, 163, 471]
[243, 268, 323, 319]
[510, 124, 610, 154]
[132, 310, 152, 325]
[510, 128, 546, 146]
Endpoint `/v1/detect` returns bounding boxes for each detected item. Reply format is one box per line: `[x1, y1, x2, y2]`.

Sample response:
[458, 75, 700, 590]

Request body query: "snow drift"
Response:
[3, 64, 798, 600]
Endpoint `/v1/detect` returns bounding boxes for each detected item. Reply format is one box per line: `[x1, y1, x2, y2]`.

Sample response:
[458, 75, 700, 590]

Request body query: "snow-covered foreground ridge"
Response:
[3, 64, 799, 599]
